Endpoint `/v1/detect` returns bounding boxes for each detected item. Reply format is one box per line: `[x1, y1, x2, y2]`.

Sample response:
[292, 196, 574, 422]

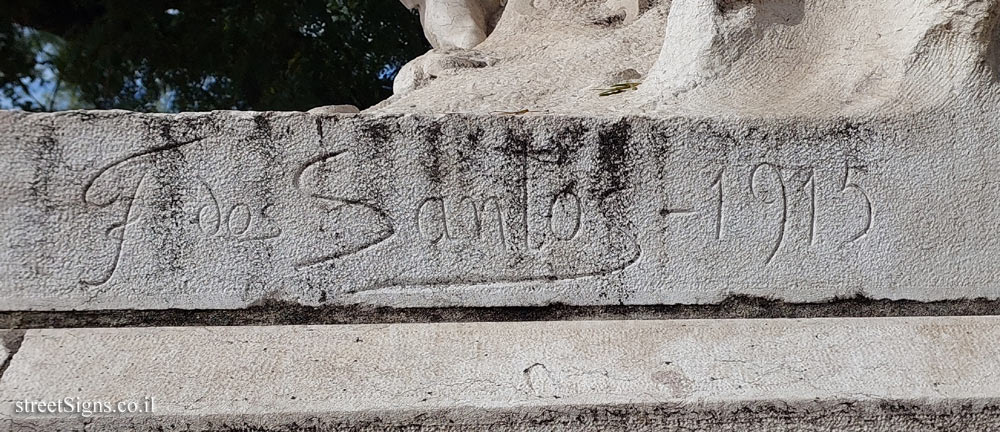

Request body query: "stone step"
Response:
[2, 317, 999, 431]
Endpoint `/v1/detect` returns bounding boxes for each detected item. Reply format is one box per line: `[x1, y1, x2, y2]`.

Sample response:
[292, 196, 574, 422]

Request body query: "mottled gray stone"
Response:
[307, 105, 360, 115]
[0, 329, 16, 432]
[2, 109, 1000, 310]
[2, 317, 1000, 431]
[382, 0, 1000, 119]
[0, 331, 10, 370]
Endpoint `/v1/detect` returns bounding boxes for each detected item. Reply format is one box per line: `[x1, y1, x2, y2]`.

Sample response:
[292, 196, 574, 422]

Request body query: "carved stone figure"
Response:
[380, 0, 1000, 117]
[399, 0, 506, 49]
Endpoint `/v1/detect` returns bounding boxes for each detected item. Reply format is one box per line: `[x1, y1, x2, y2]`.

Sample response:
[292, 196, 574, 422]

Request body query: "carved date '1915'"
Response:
[694, 161, 873, 265]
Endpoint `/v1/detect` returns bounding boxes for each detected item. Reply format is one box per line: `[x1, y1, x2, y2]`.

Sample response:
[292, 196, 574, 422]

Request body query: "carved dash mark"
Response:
[805, 167, 816, 246]
[660, 208, 696, 216]
[711, 169, 724, 240]
[366, 244, 642, 293]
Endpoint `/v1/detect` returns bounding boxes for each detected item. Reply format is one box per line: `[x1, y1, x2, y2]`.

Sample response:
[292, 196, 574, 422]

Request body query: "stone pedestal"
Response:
[3, 317, 1000, 431]
[3, 110, 1000, 311]
[3, 1, 1000, 429]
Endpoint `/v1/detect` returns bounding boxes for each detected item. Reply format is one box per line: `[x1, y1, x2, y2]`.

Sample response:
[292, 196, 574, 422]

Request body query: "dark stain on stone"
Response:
[360, 120, 393, 145]
[825, 119, 883, 146]
[592, 12, 626, 27]
[466, 131, 480, 148]
[29, 123, 61, 213]
[423, 121, 443, 147]
[741, 125, 771, 142]
[496, 123, 533, 159]
[718, 0, 751, 14]
[422, 122, 444, 184]
[157, 121, 174, 143]
[531, 122, 588, 165]
[456, 128, 485, 172]
[315, 118, 324, 140]
[154, 160, 188, 275]
[593, 119, 633, 200]
[556, 122, 588, 147]
[555, 180, 578, 201]
[692, 119, 740, 149]
[252, 115, 273, 140]
[143, 118, 211, 277]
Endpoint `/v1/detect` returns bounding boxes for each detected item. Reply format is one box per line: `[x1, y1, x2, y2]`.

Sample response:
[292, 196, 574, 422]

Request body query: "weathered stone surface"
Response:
[3, 109, 1000, 310]
[0, 329, 18, 432]
[381, 0, 1000, 117]
[383, 0, 671, 112]
[307, 105, 361, 115]
[0, 331, 11, 371]
[399, 0, 505, 50]
[2, 317, 1000, 431]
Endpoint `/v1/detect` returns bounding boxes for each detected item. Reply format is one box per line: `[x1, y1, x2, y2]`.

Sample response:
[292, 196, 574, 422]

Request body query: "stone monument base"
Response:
[5, 111, 1000, 310]
[2, 317, 999, 431]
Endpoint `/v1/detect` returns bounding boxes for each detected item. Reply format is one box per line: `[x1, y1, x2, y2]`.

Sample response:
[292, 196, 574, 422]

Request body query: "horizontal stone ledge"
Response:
[2, 317, 1000, 431]
[3, 110, 1000, 311]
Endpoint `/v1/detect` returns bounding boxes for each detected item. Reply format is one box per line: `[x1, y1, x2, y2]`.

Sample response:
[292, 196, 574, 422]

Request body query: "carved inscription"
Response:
[415, 191, 582, 247]
[80, 171, 150, 286]
[196, 179, 282, 242]
[663, 160, 874, 264]
[749, 162, 787, 264]
[80, 137, 205, 286]
[79, 142, 392, 285]
[416, 196, 506, 244]
[74, 125, 880, 292]
[292, 150, 395, 269]
[549, 190, 582, 241]
[381, 133, 644, 289]
[841, 164, 873, 242]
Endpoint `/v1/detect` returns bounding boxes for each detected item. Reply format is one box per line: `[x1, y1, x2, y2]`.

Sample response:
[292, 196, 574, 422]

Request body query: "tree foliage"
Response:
[0, 0, 429, 111]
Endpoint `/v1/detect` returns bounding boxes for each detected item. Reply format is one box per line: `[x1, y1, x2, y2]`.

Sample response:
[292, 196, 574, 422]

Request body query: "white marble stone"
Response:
[307, 105, 360, 115]
[0, 329, 15, 432]
[3, 110, 1000, 310]
[2, 317, 1000, 430]
[381, 0, 1000, 117]
[399, 0, 505, 50]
